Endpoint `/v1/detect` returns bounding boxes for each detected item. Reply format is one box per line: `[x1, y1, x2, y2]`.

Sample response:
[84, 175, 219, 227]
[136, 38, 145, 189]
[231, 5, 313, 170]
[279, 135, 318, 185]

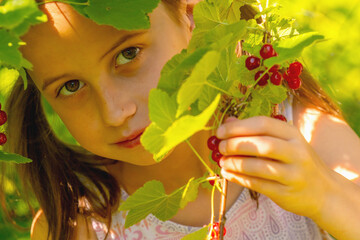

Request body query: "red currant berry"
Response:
[209, 174, 219, 186]
[272, 114, 287, 122]
[207, 136, 220, 151]
[270, 72, 282, 85]
[0, 133, 7, 145]
[283, 72, 290, 81]
[260, 44, 277, 59]
[255, 71, 269, 86]
[211, 150, 223, 165]
[0, 111, 7, 126]
[269, 64, 280, 73]
[245, 56, 261, 70]
[287, 76, 302, 90]
[288, 61, 303, 76]
[211, 222, 227, 238]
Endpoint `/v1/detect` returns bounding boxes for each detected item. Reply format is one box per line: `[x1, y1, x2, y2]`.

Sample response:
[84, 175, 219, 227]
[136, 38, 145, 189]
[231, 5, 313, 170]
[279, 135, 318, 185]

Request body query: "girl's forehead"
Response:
[20, 2, 161, 86]
[37, 2, 119, 40]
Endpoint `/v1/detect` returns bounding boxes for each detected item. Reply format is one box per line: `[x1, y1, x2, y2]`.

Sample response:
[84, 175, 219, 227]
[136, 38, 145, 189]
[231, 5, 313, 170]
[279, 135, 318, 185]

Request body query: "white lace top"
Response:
[90, 95, 334, 240]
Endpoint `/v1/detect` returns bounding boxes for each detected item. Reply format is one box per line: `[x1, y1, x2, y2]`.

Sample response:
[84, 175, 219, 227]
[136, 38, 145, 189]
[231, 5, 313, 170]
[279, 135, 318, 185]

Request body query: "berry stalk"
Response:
[218, 179, 228, 240]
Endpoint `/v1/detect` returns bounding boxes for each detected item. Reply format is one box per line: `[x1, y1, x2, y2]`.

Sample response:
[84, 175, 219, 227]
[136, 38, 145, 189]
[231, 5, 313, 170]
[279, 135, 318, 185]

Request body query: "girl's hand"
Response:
[216, 116, 336, 219]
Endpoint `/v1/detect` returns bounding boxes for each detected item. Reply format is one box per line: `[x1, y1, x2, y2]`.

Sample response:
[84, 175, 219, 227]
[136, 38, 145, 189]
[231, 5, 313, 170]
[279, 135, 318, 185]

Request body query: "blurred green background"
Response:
[1, 0, 360, 239]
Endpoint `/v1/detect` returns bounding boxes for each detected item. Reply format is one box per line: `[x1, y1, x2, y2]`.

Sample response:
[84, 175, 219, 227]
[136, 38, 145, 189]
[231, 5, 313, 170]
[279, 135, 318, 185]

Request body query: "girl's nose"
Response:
[97, 87, 137, 127]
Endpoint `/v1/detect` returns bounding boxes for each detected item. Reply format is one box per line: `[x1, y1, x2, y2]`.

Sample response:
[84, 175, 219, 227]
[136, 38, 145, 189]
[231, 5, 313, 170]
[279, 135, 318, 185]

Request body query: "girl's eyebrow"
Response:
[41, 30, 148, 91]
[99, 30, 148, 62]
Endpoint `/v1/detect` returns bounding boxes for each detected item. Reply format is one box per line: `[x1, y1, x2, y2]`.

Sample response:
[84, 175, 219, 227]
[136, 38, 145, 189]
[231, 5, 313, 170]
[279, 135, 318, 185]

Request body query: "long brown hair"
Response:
[0, 1, 184, 240]
[0, 1, 344, 240]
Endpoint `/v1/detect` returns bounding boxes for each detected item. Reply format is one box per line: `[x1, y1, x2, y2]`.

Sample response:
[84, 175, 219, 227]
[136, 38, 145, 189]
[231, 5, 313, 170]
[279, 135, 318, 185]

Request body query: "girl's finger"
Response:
[221, 170, 287, 197]
[218, 135, 296, 163]
[220, 156, 290, 184]
[216, 116, 301, 141]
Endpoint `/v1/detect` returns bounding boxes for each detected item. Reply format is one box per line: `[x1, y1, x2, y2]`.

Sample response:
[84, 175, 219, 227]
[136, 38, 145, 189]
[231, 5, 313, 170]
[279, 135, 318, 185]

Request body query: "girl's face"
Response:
[21, 2, 192, 165]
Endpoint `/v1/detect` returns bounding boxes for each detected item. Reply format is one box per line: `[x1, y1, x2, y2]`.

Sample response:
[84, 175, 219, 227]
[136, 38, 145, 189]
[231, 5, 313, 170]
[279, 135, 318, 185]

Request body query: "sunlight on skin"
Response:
[298, 108, 360, 182]
[298, 108, 321, 142]
[41, 3, 80, 39]
[333, 165, 359, 181]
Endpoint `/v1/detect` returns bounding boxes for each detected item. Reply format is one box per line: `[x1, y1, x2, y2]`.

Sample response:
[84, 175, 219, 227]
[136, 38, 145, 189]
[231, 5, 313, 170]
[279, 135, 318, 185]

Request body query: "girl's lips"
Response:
[115, 130, 145, 149]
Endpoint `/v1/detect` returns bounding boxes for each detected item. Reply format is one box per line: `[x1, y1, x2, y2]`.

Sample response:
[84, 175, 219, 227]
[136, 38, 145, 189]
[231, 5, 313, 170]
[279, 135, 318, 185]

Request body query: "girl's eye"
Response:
[58, 80, 84, 97]
[115, 47, 141, 66]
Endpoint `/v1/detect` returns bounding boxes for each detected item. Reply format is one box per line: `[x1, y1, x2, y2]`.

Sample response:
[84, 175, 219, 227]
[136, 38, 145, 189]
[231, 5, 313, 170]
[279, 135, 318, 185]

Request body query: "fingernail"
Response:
[225, 116, 237, 123]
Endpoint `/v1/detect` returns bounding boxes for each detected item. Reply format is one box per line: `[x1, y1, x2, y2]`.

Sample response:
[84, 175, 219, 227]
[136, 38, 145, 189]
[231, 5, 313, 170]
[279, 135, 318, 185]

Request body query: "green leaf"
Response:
[0, 66, 19, 94]
[195, 20, 248, 52]
[177, 51, 220, 117]
[158, 48, 209, 95]
[0, 29, 23, 69]
[180, 178, 200, 208]
[140, 123, 165, 158]
[225, 1, 244, 23]
[141, 95, 221, 161]
[254, 6, 279, 19]
[68, 0, 89, 18]
[19, 67, 27, 90]
[257, 84, 287, 104]
[119, 180, 183, 228]
[235, 55, 256, 87]
[181, 227, 208, 240]
[0, 0, 39, 29]
[84, 0, 160, 30]
[0, 151, 32, 164]
[148, 89, 177, 130]
[119, 177, 202, 228]
[228, 79, 244, 98]
[264, 32, 325, 67]
[12, 8, 47, 36]
[188, 0, 226, 51]
[198, 85, 218, 112]
[241, 93, 271, 118]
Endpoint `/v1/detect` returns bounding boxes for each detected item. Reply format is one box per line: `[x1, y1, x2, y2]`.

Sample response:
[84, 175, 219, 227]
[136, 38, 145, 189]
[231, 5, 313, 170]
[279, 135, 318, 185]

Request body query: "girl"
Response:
[3, 0, 360, 239]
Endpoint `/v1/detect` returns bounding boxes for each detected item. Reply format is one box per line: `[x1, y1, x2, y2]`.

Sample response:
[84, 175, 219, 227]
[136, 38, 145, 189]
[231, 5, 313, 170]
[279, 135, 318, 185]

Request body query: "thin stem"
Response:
[212, 113, 220, 126]
[203, 126, 217, 131]
[210, 184, 216, 225]
[241, 67, 272, 106]
[218, 179, 228, 240]
[38, 0, 89, 6]
[206, 82, 232, 96]
[185, 140, 215, 175]
[218, 103, 233, 128]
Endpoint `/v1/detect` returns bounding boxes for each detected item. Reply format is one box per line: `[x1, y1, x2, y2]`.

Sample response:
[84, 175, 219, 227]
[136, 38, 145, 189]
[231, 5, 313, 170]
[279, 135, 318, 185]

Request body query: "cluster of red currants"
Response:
[0, 104, 7, 145]
[282, 61, 303, 90]
[210, 222, 227, 240]
[207, 135, 222, 168]
[245, 44, 303, 90]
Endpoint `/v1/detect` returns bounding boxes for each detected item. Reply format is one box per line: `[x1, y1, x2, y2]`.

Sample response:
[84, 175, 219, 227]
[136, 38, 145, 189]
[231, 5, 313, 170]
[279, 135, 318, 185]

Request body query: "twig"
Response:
[218, 179, 228, 240]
